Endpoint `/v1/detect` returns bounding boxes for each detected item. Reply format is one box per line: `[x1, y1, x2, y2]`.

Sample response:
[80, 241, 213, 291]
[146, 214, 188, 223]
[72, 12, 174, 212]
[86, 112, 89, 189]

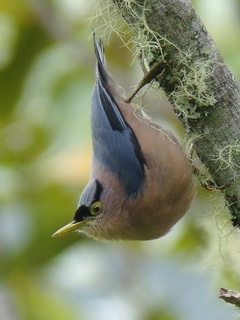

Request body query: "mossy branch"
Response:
[111, 0, 240, 228]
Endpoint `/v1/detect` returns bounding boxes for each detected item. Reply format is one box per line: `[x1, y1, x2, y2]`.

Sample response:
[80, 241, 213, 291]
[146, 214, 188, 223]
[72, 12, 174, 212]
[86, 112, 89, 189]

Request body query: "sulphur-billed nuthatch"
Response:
[52, 34, 195, 241]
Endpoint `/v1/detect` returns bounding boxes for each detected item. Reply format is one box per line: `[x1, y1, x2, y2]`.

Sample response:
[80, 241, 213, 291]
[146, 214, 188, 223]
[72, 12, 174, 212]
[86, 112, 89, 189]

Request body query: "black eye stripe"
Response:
[74, 205, 90, 222]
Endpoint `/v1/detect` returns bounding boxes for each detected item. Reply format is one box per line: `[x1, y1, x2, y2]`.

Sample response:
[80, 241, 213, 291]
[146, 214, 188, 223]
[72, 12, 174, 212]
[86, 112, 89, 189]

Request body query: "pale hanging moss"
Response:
[209, 188, 234, 253]
[86, 0, 129, 43]
[88, 0, 169, 60]
[211, 142, 240, 180]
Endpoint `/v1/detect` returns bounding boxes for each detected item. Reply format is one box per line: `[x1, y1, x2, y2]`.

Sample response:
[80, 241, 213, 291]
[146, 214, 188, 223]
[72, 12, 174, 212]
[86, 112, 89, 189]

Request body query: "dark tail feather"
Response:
[93, 33, 108, 84]
[93, 32, 126, 101]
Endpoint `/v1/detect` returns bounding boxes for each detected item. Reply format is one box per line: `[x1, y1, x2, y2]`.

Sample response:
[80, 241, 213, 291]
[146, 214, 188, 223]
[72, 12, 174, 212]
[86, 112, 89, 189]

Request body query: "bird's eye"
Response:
[90, 201, 103, 216]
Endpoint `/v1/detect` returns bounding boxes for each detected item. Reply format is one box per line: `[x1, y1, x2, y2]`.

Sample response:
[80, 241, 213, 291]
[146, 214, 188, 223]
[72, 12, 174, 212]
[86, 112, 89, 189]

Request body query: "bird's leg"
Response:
[126, 54, 165, 103]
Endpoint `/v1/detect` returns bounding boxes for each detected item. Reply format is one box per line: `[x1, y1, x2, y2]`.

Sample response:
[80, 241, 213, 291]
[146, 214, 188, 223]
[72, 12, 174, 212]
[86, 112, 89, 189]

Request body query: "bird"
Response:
[52, 34, 195, 241]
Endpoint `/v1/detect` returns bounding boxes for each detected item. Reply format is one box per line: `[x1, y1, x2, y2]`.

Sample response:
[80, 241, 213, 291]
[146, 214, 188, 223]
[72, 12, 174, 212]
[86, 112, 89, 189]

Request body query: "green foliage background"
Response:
[1, 1, 240, 319]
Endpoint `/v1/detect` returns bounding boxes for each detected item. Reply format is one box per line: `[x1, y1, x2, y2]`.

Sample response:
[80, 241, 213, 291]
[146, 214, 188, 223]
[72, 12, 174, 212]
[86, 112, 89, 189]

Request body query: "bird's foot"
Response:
[193, 167, 225, 191]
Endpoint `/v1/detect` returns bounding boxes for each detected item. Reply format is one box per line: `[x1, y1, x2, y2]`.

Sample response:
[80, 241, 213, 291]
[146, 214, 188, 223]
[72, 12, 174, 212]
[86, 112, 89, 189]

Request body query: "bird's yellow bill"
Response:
[52, 221, 84, 237]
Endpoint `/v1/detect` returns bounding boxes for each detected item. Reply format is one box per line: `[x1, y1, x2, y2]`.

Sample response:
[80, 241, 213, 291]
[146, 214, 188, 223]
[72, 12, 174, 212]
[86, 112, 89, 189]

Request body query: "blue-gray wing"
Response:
[91, 83, 146, 197]
[91, 35, 146, 197]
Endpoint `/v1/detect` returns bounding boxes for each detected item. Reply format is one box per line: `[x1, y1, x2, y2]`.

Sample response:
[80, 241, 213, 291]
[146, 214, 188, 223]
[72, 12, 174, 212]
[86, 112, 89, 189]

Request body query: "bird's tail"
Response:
[93, 32, 107, 84]
[93, 33, 126, 101]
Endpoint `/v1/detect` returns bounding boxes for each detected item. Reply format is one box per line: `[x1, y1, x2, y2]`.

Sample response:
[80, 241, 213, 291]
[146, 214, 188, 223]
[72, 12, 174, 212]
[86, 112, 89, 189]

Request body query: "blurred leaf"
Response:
[171, 219, 209, 255]
[9, 270, 80, 320]
[145, 307, 175, 320]
[0, 23, 51, 116]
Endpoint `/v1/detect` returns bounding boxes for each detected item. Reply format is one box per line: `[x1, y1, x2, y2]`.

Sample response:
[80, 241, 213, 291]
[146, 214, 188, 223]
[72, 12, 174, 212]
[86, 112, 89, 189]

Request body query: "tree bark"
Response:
[113, 0, 240, 228]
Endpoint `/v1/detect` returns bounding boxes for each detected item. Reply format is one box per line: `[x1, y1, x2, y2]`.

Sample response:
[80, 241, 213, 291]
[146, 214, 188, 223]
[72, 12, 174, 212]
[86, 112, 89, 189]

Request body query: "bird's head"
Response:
[52, 179, 105, 238]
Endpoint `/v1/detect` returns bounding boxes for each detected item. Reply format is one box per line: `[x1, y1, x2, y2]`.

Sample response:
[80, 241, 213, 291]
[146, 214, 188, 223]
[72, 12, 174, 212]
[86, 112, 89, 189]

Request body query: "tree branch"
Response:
[113, 0, 240, 228]
[219, 288, 240, 309]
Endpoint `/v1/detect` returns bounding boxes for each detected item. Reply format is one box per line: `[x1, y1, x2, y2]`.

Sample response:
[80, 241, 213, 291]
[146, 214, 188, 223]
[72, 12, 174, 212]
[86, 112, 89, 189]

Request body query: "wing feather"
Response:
[91, 35, 146, 196]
